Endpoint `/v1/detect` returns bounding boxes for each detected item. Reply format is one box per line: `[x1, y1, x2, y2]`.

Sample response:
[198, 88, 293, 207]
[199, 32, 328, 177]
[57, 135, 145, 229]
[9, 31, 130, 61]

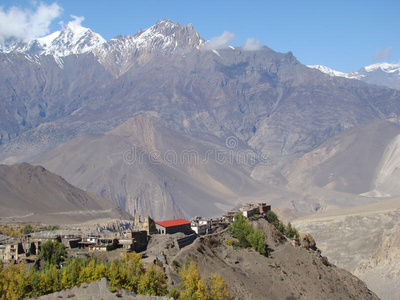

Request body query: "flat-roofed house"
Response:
[155, 219, 192, 235]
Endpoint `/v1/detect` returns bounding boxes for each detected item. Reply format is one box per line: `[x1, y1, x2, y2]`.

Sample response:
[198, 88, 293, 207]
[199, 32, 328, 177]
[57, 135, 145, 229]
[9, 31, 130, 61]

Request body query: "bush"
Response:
[168, 287, 180, 299]
[276, 221, 285, 234]
[283, 222, 300, 239]
[265, 211, 278, 224]
[226, 239, 233, 246]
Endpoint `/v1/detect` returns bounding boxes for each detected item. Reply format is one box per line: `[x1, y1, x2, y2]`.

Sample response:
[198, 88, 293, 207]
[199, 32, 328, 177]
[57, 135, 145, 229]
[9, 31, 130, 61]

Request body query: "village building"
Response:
[240, 204, 259, 218]
[257, 202, 271, 214]
[134, 214, 158, 235]
[155, 219, 193, 235]
[119, 230, 148, 252]
[240, 203, 272, 218]
[191, 217, 213, 235]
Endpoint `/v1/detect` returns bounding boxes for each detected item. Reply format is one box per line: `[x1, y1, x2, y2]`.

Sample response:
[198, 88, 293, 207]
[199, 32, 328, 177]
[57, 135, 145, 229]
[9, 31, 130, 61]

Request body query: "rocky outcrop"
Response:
[299, 233, 317, 251]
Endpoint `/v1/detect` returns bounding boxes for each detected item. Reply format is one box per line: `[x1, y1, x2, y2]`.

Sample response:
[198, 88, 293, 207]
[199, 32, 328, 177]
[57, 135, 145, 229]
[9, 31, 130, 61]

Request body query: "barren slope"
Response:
[0, 163, 132, 224]
[146, 218, 377, 300]
[35, 115, 294, 220]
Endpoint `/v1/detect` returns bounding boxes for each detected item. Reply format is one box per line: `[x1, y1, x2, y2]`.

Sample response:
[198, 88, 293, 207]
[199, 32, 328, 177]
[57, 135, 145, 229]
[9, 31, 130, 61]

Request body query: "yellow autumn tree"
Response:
[208, 273, 233, 300]
[0, 263, 28, 300]
[137, 264, 167, 296]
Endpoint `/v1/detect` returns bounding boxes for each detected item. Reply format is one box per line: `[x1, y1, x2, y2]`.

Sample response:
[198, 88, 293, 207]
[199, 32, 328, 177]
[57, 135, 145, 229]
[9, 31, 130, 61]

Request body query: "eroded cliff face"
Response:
[293, 197, 400, 300]
[355, 231, 400, 300]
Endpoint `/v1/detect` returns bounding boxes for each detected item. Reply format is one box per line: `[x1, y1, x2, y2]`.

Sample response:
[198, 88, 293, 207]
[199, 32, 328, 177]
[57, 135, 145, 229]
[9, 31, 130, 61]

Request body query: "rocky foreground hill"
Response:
[144, 218, 377, 300]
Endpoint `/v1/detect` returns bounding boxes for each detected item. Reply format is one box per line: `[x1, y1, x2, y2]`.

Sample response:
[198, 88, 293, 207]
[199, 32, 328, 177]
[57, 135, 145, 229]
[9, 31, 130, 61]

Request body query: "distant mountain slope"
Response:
[308, 63, 400, 90]
[284, 120, 400, 196]
[0, 163, 132, 224]
[34, 115, 294, 220]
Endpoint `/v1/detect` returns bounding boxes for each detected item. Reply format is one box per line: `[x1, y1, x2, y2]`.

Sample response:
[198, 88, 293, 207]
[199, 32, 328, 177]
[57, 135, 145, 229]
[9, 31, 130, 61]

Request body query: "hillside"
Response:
[0, 163, 132, 224]
[284, 120, 400, 195]
[34, 115, 295, 220]
[145, 218, 377, 300]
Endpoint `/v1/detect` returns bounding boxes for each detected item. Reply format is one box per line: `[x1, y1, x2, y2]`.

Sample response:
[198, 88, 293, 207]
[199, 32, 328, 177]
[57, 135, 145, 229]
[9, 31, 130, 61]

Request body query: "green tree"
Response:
[229, 213, 251, 247]
[265, 210, 278, 224]
[39, 239, 66, 266]
[284, 222, 300, 239]
[229, 212, 266, 254]
[107, 260, 121, 292]
[276, 221, 285, 234]
[248, 229, 266, 255]
[119, 252, 145, 291]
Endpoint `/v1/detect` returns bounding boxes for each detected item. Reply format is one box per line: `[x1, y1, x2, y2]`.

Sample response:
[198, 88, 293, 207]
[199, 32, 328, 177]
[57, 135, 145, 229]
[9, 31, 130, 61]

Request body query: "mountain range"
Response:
[1, 19, 400, 220]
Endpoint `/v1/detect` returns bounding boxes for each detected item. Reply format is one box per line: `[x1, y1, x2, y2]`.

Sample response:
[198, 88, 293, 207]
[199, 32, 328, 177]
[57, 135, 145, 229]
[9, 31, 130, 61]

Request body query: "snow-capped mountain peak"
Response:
[0, 21, 106, 57]
[308, 63, 400, 90]
[93, 19, 205, 76]
[308, 65, 349, 78]
[42, 21, 106, 56]
[363, 62, 400, 74]
[130, 18, 204, 52]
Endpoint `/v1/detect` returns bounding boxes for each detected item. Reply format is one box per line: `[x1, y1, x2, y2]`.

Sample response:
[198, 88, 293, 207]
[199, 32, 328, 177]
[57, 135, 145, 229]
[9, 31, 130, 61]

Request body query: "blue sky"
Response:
[0, 0, 399, 72]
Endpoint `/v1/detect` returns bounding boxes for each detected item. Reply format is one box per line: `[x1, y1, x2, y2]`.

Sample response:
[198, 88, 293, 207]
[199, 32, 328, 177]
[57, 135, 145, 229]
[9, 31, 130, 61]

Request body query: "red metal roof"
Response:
[155, 219, 191, 228]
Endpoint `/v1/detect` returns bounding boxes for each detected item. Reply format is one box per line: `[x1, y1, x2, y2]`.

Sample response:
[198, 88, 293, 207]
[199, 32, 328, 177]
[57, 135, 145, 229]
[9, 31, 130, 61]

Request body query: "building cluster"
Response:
[1, 203, 270, 264]
[0, 230, 148, 264]
[239, 202, 271, 218]
[222, 202, 271, 221]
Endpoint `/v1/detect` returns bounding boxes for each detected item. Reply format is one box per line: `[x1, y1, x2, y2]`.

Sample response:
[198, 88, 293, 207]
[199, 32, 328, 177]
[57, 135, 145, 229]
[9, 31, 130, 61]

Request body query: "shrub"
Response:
[226, 239, 233, 246]
[265, 211, 278, 224]
[168, 287, 181, 299]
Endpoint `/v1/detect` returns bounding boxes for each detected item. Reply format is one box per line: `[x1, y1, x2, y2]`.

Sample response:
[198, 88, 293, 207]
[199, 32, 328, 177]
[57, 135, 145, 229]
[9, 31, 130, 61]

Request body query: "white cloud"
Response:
[374, 46, 392, 60]
[69, 15, 85, 30]
[0, 2, 62, 44]
[204, 31, 235, 51]
[242, 38, 261, 51]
